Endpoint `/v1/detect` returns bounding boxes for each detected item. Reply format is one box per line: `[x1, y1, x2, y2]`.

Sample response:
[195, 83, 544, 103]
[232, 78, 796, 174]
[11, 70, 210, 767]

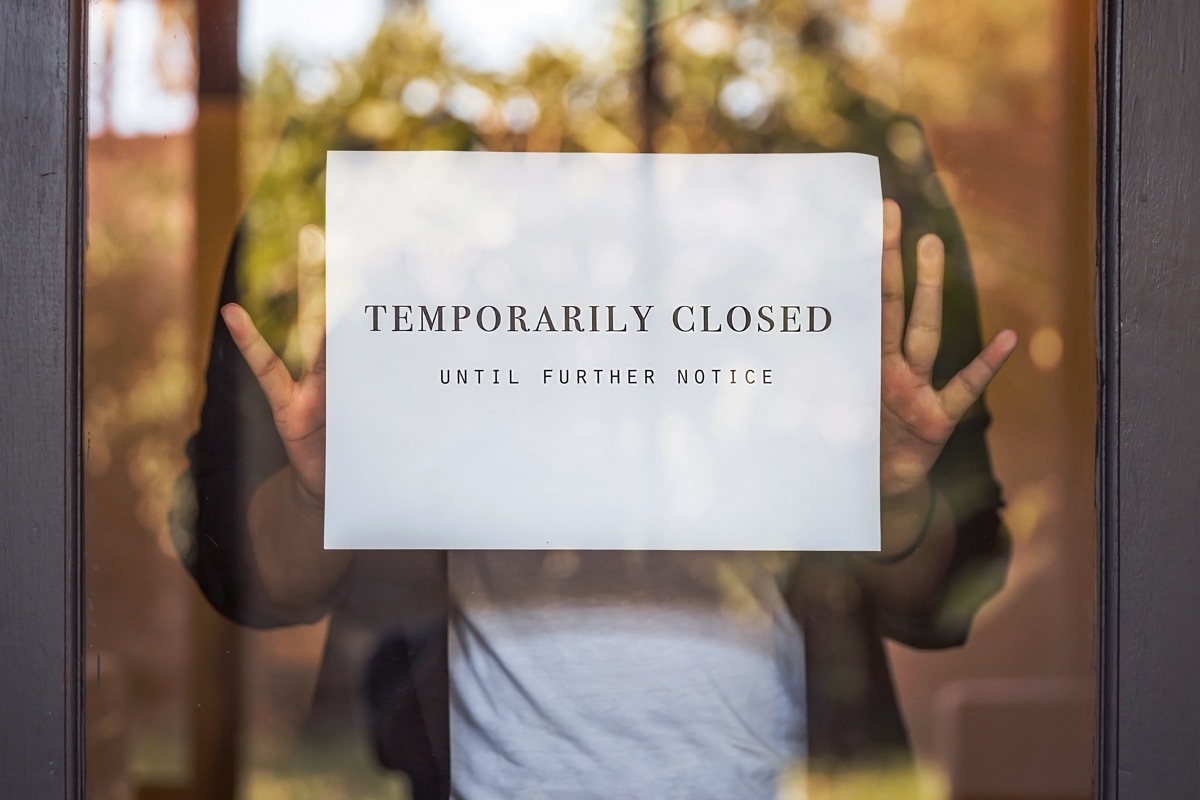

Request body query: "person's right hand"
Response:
[220, 226, 327, 505]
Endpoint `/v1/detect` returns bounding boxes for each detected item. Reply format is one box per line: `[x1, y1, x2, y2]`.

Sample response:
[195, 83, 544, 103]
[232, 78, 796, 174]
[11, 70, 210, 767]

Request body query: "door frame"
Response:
[2, 0, 1198, 796]
[1096, 1, 1200, 797]
[0, 0, 85, 797]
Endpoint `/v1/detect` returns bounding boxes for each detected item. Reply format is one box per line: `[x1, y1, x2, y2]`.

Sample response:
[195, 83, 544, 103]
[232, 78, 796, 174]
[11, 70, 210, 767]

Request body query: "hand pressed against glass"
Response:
[217, 228, 342, 608]
[879, 199, 1017, 500]
[220, 226, 328, 505]
[856, 200, 1017, 603]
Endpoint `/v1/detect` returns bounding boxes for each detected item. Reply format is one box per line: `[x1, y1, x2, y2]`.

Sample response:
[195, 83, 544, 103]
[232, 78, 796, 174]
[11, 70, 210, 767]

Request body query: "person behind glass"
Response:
[189, 177, 1017, 795]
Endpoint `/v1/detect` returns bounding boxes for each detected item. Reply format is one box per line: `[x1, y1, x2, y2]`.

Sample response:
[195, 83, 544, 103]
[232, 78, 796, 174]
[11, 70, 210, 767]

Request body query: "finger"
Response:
[881, 200, 905, 357]
[296, 224, 327, 373]
[221, 303, 295, 414]
[305, 338, 327, 406]
[940, 328, 1019, 420]
[903, 234, 944, 379]
[311, 337, 326, 379]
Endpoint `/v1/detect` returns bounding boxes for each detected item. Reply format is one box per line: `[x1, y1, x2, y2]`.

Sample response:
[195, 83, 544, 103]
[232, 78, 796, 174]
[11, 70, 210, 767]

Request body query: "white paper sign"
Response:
[324, 151, 881, 550]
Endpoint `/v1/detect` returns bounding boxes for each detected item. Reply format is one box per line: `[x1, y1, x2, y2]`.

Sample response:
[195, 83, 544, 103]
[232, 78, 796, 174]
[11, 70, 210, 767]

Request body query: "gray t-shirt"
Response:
[448, 551, 807, 799]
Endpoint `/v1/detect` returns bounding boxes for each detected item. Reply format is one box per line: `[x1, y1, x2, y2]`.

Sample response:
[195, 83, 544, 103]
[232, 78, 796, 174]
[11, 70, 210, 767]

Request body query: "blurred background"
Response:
[84, 0, 1096, 797]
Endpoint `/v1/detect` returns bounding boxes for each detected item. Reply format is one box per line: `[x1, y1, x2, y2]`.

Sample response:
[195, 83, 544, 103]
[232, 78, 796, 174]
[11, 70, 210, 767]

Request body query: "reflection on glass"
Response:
[86, 1, 1095, 798]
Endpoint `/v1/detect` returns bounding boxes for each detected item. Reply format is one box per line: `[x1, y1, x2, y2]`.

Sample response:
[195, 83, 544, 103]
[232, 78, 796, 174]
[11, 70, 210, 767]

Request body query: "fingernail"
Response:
[220, 304, 241, 335]
[883, 200, 900, 235]
[920, 236, 942, 258]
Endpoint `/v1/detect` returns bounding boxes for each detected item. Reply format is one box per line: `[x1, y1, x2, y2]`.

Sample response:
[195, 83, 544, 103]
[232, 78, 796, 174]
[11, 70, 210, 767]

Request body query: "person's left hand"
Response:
[879, 199, 1017, 500]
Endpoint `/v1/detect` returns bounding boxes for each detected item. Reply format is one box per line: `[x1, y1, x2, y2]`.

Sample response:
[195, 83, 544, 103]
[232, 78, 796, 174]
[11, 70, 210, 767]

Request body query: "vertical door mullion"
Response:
[1100, 1, 1200, 798]
[0, 0, 86, 797]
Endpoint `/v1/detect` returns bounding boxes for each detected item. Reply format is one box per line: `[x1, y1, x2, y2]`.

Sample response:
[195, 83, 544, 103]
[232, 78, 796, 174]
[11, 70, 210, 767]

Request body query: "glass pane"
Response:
[85, 0, 1096, 797]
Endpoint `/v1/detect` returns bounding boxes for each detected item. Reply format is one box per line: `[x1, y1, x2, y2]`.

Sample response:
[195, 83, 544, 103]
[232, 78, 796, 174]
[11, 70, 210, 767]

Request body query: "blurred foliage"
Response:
[799, 760, 945, 800]
[238, 6, 643, 344]
[241, 735, 407, 800]
[839, 0, 1058, 124]
[86, 137, 197, 540]
[237, 0, 1057, 348]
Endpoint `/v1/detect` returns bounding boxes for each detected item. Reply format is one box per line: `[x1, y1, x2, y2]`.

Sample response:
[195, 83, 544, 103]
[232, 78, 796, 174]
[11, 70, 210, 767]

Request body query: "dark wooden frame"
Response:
[2, 0, 1199, 796]
[1097, 2, 1120, 796]
[0, 0, 85, 798]
[1098, 1, 1200, 798]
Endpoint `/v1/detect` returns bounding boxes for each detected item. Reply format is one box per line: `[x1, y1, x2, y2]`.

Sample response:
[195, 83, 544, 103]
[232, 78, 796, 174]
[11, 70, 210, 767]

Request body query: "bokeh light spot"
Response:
[1029, 326, 1064, 371]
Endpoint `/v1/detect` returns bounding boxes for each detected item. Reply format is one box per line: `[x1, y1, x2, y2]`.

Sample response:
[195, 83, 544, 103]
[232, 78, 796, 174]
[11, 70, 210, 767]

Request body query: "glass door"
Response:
[79, 2, 1099, 798]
